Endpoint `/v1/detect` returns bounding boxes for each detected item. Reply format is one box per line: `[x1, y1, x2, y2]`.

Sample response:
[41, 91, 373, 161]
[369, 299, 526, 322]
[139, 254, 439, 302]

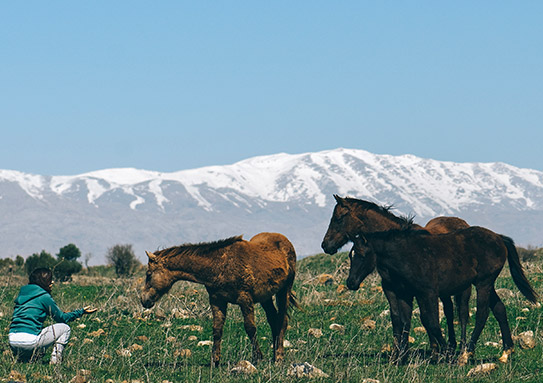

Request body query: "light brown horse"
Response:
[322, 195, 471, 355]
[141, 232, 297, 366]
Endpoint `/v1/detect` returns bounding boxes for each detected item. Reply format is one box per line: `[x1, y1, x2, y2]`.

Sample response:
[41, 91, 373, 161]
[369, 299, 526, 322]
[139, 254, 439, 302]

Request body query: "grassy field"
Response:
[0, 251, 542, 383]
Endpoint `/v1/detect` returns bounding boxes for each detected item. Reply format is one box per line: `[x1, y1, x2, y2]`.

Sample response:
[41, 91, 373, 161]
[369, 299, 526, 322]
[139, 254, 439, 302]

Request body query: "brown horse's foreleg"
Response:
[209, 296, 228, 367]
[239, 298, 263, 363]
[488, 288, 514, 363]
[440, 295, 456, 353]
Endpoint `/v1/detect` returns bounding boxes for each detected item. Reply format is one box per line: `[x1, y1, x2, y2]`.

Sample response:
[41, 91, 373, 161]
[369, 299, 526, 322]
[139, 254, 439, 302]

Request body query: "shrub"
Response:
[106, 244, 141, 278]
[24, 250, 57, 276]
[57, 243, 82, 261]
[53, 259, 83, 282]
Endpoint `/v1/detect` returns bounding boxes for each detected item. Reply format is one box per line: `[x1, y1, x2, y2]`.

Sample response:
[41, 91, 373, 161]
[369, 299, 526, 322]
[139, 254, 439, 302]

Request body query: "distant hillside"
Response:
[1, 148, 542, 264]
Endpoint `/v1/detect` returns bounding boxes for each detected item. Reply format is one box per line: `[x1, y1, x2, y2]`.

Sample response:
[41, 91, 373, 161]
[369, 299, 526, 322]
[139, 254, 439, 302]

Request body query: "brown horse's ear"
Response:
[333, 194, 345, 206]
[146, 251, 157, 262]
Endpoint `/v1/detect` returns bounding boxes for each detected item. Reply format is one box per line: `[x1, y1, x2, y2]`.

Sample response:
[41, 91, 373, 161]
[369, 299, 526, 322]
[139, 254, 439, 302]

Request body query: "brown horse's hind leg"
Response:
[273, 283, 292, 363]
[261, 298, 280, 357]
[239, 297, 263, 363]
[418, 294, 447, 362]
[209, 296, 228, 367]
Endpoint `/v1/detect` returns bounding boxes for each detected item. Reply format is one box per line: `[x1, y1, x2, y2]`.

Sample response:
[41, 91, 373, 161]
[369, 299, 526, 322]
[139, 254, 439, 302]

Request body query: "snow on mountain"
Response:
[1, 148, 543, 264]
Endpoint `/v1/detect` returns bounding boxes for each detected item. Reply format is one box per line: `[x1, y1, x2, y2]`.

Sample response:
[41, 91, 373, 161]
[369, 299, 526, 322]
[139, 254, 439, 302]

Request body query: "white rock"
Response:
[197, 340, 213, 347]
[287, 362, 329, 378]
[467, 363, 498, 377]
[231, 360, 257, 375]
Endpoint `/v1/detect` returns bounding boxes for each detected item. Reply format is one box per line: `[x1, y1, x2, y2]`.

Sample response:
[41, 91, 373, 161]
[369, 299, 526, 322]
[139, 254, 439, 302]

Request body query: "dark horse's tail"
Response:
[502, 235, 538, 303]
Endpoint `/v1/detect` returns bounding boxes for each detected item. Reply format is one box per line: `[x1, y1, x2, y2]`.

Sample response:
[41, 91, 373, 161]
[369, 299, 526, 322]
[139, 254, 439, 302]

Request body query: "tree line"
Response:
[0, 243, 142, 280]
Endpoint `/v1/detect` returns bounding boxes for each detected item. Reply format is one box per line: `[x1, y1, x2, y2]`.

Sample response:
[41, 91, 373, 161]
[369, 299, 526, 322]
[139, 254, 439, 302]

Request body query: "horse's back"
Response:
[425, 216, 469, 234]
[249, 232, 296, 264]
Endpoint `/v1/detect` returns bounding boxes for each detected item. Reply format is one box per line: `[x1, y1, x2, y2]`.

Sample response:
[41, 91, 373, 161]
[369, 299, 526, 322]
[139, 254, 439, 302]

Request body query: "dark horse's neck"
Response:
[158, 236, 243, 286]
[346, 198, 418, 232]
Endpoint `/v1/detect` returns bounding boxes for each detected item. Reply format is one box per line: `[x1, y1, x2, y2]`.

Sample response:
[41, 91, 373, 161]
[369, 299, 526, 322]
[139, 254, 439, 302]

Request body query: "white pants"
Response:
[9, 323, 71, 363]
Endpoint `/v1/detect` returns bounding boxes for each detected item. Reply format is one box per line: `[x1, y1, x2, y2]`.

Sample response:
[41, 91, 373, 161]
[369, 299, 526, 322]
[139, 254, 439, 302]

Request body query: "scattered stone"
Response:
[283, 339, 293, 348]
[361, 379, 380, 383]
[521, 307, 530, 313]
[336, 284, 348, 294]
[484, 341, 500, 348]
[329, 323, 345, 333]
[89, 328, 106, 337]
[174, 349, 192, 358]
[83, 338, 93, 344]
[171, 308, 190, 319]
[181, 324, 203, 332]
[130, 343, 143, 351]
[136, 335, 149, 342]
[379, 309, 390, 318]
[187, 335, 198, 341]
[77, 324, 86, 329]
[496, 288, 515, 299]
[308, 328, 323, 338]
[371, 286, 383, 293]
[516, 316, 527, 321]
[518, 330, 536, 349]
[166, 336, 177, 343]
[69, 370, 92, 383]
[408, 336, 415, 344]
[231, 360, 257, 375]
[117, 348, 132, 357]
[362, 319, 376, 331]
[8, 370, 26, 382]
[197, 340, 213, 347]
[105, 380, 115, 383]
[318, 274, 334, 285]
[466, 363, 498, 377]
[287, 362, 329, 378]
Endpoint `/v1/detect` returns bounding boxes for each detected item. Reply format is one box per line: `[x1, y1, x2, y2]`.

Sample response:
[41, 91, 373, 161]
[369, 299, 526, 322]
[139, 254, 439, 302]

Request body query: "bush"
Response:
[106, 244, 141, 278]
[24, 250, 57, 276]
[53, 259, 83, 282]
[57, 243, 82, 261]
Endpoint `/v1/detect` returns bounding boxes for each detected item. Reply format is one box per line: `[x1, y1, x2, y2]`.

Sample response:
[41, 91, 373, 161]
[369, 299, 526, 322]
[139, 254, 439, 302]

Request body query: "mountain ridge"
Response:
[1, 148, 542, 264]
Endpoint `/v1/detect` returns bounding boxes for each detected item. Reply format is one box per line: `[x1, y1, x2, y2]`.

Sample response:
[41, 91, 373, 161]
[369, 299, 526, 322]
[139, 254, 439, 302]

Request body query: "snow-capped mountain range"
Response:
[1, 148, 542, 265]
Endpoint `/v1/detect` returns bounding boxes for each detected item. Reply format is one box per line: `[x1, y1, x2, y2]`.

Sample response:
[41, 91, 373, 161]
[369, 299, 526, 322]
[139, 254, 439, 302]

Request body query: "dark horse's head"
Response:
[346, 234, 376, 291]
[321, 195, 369, 254]
[141, 250, 176, 309]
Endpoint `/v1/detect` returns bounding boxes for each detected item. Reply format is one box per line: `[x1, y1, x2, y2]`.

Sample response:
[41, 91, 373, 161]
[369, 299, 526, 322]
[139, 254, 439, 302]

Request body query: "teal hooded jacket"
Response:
[9, 284, 84, 336]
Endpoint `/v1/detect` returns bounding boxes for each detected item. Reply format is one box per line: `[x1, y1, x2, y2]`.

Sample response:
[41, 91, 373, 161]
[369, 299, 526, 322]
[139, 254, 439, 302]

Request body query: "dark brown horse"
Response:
[322, 195, 471, 354]
[140, 232, 297, 366]
[322, 196, 538, 364]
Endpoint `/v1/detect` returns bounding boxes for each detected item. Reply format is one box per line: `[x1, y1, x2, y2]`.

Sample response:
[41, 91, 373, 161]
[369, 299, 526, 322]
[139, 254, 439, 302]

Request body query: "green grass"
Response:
[0, 254, 542, 382]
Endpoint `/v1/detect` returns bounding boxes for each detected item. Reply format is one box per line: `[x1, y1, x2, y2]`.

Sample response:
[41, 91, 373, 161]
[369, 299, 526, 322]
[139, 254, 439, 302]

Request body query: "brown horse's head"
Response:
[321, 195, 367, 254]
[346, 234, 376, 291]
[141, 251, 176, 309]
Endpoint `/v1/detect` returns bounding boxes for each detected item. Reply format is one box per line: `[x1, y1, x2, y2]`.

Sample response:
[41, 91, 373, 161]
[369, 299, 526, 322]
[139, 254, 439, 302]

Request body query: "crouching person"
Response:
[8, 268, 97, 364]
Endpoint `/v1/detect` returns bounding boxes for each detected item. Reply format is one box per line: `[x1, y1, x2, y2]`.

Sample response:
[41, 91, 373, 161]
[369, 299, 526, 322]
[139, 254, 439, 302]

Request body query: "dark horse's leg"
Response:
[489, 288, 515, 363]
[440, 295, 456, 353]
[208, 295, 228, 367]
[239, 295, 263, 363]
[458, 284, 492, 366]
[418, 293, 447, 362]
[455, 287, 472, 351]
[383, 286, 413, 364]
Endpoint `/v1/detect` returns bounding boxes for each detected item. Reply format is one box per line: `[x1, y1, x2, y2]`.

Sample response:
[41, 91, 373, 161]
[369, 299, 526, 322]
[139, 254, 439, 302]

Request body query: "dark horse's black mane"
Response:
[344, 197, 416, 229]
[156, 235, 244, 258]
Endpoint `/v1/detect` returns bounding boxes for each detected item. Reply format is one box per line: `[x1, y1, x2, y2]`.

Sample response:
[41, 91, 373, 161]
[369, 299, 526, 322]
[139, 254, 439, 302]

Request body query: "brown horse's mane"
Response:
[344, 197, 415, 228]
[155, 235, 244, 259]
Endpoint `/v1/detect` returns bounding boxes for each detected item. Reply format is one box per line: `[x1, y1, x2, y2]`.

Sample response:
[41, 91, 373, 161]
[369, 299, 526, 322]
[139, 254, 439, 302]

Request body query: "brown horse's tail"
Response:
[502, 235, 538, 303]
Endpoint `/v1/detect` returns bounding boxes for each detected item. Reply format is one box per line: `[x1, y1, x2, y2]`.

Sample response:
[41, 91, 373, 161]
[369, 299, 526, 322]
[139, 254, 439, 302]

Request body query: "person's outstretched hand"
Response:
[83, 306, 98, 314]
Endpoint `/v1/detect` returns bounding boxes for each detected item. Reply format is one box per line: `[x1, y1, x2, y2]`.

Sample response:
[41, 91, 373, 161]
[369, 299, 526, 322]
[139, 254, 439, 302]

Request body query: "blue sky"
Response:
[2, 2, 542, 175]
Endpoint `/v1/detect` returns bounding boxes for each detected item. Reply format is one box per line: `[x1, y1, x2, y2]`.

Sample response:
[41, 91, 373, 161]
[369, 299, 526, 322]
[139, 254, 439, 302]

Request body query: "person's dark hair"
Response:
[29, 268, 53, 293]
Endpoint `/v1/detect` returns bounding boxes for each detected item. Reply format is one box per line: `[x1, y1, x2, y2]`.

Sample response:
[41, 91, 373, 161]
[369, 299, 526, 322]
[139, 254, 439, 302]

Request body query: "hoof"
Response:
[498, 348, 514, 364]
[458, 351, 473, 366]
